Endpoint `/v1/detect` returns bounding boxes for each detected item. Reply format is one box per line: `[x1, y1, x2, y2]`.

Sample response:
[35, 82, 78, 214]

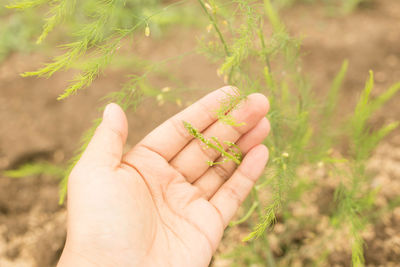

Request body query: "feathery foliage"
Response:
[331, 72, 400, 265]
[183, 121, 243, 166]
[3, 162, 65, 178]
[196, 1, 399, 265]
[7, 0, 192, 99]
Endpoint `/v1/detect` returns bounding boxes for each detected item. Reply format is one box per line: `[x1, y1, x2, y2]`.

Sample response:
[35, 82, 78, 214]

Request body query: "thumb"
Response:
[80, 103, 128, 168]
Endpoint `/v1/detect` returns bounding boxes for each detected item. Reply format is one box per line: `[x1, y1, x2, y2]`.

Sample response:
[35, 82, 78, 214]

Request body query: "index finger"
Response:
[128, 86, 238, 161]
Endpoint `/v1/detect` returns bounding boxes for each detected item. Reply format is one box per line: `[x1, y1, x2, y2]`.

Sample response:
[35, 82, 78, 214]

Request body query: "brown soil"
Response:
[0, 0, 399, 266]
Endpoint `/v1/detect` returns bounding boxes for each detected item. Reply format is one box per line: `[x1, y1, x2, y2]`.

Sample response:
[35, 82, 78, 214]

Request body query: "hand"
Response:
[58, 87, 270, 267]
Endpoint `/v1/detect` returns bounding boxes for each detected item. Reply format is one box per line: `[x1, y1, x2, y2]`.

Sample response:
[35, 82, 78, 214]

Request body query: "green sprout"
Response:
[216, 87, 247, 127]
[183, 121, 242, 166]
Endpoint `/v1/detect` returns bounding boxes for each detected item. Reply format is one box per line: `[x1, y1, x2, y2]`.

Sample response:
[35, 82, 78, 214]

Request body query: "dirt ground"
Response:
[0, 0, 399, 266]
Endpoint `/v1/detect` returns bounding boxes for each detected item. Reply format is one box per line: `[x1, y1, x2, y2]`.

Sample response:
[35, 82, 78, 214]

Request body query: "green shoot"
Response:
[229, 201, 259, 227]
[216, 87, 247, 127]
[3, 162, 65, 178]
[183, 121, 242, 166]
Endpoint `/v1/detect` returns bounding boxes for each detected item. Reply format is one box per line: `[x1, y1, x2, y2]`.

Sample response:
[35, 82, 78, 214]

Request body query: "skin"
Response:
[58, 86, 270, 267]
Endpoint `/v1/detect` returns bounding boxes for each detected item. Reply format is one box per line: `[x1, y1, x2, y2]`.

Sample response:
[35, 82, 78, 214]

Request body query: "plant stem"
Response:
[208, 141, 241, 165]
[229, 201, 259, 227]
[183, 121, 242, 165]
[258, 26, 272, 72]
[197, 0, 230, 57]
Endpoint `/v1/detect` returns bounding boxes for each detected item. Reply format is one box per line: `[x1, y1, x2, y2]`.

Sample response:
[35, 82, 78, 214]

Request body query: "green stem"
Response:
[197, 0, 230, 57]
[183, 121, 242, 165]
[229, 201, 259, 227]
[258, 26, 272, 72]
[207, 141, 241, 165]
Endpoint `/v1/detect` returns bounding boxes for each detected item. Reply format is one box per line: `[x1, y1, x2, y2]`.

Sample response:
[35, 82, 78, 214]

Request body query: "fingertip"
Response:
[102, 103, 128, 142]
[246, 93, 270, 115]
[103, 103, 123, 120]
[78, 103, 128, 168]
[250, 144, 269, 163]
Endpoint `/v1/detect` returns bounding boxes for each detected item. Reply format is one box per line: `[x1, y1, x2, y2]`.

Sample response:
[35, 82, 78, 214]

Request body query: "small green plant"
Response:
[332, 72, 400, 266]
[215, 87, 247, 126]
[195, 1, 399, 266]
[183, 121, 243, 166]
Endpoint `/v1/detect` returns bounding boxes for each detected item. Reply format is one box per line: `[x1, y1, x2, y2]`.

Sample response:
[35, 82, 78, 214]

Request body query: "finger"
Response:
[194, 117, 270, 199]
[79, 103, 128, 168]
[210, 145, 269, 228]
[170, 93, 269, 183]
[125, 86, 238, 162]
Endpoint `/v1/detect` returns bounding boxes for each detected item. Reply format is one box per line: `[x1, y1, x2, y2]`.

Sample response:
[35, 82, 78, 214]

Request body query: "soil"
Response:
[0, 0, 399, 266]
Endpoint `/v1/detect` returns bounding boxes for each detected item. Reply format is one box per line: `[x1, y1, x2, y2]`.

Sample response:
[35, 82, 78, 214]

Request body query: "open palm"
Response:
[58, 87, 270, 267]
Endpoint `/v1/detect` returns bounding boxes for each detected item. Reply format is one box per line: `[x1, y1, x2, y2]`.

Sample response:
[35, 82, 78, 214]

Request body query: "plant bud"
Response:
[145, 26, 150, 37]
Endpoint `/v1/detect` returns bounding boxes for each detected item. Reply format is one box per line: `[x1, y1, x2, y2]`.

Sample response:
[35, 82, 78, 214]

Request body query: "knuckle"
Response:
[195, 101, 216, 122]
[213, 164, 232, 181]
[237, 166, 256, 183]
[195, 138, 220, 160]
[224, 184, 243, 205]
[170, 116, 193, 141]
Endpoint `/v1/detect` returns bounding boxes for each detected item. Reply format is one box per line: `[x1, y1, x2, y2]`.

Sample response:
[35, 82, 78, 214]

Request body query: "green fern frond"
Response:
[3, 162, 65, 178]
[370, 81, 400, 114]
[323, 59, 349, 119]
[22, 42, 85, 78]
[351, 72, 400, 160]
[243, 203, 277, 241]
[216, 87, 247, 126]
[37, 0, 77, 44]
[332, 73, 400, 266]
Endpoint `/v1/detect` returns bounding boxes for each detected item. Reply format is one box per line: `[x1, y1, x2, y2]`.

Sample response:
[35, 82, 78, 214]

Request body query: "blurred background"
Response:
[0, 0, 399, 266]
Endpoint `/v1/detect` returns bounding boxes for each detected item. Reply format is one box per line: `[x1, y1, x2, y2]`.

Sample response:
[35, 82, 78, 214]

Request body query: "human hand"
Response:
[58, 87, 270, 267]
